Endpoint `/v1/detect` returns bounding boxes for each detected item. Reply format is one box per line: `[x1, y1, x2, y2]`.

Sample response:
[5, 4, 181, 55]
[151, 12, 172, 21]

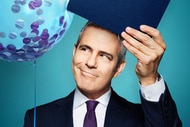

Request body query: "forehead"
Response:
[79, 26, 121, 54]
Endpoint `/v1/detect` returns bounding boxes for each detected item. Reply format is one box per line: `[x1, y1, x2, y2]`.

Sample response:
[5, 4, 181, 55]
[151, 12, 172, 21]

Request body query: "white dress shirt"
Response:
[140, 75, 165, 102]
[73, 76, 165, 127]
[73, 88, 111, 127]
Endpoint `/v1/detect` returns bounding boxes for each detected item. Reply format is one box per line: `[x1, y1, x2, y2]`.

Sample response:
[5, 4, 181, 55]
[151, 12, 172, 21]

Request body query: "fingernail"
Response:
[126, 26, 132, 31]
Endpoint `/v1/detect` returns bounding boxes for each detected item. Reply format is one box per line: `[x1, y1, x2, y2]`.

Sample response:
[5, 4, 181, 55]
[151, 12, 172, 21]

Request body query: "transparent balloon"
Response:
[0, 0, 74, 62]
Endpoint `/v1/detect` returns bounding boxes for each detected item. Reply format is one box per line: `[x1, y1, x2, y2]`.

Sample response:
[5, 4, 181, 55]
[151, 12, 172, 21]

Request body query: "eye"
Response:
[78, 45, 91, 54]
[80, 47, 88, 51]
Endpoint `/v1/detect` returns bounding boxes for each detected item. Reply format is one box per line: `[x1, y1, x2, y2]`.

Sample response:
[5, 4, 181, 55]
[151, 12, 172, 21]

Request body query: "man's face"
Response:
[72, 26, 125, 99]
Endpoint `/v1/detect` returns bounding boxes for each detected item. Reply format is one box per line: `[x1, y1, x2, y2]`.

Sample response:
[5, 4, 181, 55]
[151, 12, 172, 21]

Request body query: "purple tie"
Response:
[83, 100, 99, 127]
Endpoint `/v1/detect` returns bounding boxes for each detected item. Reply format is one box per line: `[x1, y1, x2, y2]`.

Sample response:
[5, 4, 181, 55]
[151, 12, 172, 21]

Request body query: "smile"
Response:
[81, 69, 98, 78]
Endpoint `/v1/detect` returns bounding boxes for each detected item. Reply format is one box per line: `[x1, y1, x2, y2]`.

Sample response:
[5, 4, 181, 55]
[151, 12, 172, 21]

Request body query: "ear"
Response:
[113, 61, 126, 78]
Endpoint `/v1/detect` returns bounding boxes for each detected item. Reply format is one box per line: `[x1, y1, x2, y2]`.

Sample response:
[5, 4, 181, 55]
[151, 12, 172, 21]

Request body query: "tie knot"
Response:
[86, 100, 99, 111]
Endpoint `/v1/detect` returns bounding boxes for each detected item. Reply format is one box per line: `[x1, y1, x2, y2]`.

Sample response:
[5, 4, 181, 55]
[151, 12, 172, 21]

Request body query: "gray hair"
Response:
[75, 21, 127, 66]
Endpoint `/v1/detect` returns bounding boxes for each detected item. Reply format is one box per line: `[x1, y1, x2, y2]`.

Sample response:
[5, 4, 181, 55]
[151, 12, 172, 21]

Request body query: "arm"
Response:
[140, 82, 182, 127]
[121, 25, 182, 126]
[140, 76, 182, 126]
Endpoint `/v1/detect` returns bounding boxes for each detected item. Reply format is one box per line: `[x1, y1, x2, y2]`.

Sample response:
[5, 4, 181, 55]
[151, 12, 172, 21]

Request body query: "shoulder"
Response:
[27, 90, 74, 113]
[24, 91, 75, 127]
[109, 89, 142, 111]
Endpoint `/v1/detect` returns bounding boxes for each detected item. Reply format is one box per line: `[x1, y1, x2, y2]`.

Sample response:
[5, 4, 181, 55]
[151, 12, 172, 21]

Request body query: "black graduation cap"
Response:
[67, 0, 170, 34]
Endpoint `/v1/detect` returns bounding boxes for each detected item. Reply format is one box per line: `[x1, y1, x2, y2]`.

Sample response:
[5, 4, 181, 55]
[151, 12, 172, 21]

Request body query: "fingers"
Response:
[140, 25, 166, 49]
[121, 25, 166, 57]
[121, 30, 150, 60]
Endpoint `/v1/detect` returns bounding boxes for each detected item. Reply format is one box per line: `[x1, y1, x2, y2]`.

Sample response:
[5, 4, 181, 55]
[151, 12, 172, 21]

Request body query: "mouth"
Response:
[80, 69, 98, 78]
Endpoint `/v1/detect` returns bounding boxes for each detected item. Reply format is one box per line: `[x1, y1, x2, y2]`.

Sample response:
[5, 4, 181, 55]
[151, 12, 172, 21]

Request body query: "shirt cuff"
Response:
[140, 75, 165, 102]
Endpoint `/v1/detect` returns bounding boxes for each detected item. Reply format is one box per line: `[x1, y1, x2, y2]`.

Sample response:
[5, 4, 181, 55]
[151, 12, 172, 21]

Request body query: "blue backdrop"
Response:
[0, 0, 189, 126]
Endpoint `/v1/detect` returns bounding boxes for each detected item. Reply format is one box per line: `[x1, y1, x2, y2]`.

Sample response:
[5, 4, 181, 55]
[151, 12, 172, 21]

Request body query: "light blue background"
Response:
[0, 0, 189, 126]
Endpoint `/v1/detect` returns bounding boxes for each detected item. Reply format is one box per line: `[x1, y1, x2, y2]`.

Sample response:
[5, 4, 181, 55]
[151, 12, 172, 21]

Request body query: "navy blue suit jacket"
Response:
[24, 87, 182, 127]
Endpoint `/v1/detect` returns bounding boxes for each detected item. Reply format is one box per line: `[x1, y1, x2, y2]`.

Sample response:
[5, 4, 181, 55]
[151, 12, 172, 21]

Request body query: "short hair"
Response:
[75, 21, 127, 66]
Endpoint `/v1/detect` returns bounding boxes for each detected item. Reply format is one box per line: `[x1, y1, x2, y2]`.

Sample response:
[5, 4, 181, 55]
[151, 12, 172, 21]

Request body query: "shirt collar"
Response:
[73, 87, 111, 109]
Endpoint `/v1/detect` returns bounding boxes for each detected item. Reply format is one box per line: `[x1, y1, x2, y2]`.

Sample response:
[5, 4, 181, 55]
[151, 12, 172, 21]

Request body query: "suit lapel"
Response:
[52, 91, 74, 127]
[104, 90, 125, 127]
[104, 90, 138, 127]
[104, 89, 144, 127]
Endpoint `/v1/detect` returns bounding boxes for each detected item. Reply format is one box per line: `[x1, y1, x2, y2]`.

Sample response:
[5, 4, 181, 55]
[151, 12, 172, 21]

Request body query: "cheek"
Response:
[73, 53, 85, 64]
[72, 53, 87, 77]
[98, 63, 117, 77]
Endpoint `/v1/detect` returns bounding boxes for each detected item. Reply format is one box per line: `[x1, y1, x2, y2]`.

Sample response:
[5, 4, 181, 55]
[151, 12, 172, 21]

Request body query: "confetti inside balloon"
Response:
[0, 0, 74, 62]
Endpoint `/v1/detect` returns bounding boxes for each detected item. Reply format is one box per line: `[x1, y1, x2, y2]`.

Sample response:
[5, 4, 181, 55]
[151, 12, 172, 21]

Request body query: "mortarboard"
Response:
[67, 0, 170, 34]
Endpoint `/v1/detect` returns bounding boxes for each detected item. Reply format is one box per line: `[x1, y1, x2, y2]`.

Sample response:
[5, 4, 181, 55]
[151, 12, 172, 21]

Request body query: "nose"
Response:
[86, 53, 97, 68]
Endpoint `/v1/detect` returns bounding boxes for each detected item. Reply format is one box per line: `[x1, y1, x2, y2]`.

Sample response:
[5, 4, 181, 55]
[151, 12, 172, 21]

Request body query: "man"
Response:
[24, 22, 182, 127]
